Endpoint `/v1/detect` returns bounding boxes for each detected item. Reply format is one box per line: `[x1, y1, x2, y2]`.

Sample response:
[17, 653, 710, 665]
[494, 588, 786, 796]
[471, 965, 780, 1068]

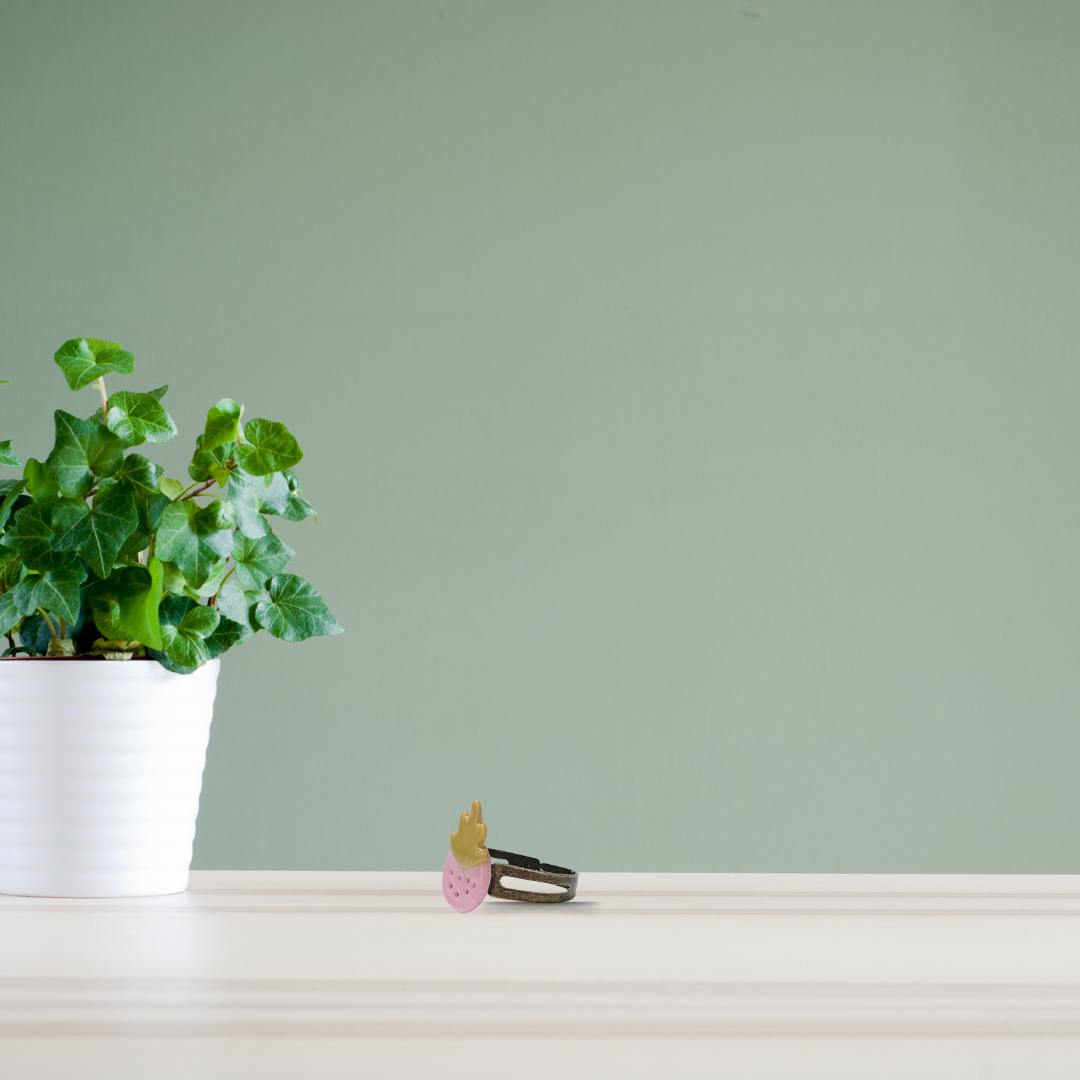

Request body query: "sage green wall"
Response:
[3, 0, 1079, 871]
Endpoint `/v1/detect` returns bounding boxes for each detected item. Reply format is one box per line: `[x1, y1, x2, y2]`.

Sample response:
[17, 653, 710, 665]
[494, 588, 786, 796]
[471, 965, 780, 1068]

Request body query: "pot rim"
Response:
[0, 652, 219, 678]
[0, 654, 159, 661]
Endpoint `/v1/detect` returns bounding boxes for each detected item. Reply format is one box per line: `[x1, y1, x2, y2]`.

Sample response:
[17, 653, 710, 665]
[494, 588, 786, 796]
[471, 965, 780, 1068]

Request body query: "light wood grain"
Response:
[5, 871, 1080, 1077]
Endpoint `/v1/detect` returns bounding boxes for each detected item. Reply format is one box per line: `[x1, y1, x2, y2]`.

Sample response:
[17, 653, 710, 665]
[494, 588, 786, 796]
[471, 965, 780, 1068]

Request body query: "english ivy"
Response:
[0, 338, 341, 671]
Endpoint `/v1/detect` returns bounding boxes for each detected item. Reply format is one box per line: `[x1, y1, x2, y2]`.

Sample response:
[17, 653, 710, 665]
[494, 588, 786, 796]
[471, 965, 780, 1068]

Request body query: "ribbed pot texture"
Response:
[0, 658, 220, 897]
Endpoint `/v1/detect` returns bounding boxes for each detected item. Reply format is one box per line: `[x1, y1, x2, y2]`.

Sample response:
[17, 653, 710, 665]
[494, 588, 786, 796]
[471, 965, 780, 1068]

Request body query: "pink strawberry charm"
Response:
[443, 801, 491, 913]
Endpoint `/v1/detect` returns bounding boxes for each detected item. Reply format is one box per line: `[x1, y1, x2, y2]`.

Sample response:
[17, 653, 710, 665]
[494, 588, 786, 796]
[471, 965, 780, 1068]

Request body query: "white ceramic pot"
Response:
[0, 658, 220, 897]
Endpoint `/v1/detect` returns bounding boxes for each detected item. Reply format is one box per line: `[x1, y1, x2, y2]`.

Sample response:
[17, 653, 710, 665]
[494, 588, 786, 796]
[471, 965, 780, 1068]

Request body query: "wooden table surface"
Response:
[5, 871, 1080, 1078]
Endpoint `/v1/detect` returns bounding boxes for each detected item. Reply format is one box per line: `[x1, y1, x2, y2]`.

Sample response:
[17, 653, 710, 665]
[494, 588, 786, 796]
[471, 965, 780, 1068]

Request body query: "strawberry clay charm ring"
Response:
[443, 801, 578, 913]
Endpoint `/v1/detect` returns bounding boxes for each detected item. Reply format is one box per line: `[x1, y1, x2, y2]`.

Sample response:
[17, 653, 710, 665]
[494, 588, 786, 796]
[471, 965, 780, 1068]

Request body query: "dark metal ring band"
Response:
[486, 848, 578, 903]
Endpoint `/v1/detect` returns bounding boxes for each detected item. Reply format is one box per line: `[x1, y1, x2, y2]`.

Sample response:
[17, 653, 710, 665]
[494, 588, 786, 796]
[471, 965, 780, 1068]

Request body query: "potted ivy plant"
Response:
[0, 338, 341, 897]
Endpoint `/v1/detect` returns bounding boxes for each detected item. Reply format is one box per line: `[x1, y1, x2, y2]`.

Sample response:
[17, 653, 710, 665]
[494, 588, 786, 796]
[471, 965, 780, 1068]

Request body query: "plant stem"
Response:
[181, 478, 217, 501]
[94, 376, 108, 417]
[177, 461, 237, 503]
[37, 608, 61, 646]
[208, 564, 236, 607]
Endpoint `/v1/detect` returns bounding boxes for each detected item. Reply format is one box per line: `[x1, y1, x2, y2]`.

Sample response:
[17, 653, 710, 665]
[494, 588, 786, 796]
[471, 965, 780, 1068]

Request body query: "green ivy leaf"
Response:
[268, 468, 317, 521]
[1, 502, 50, 565]
[111, 454, 169, 533]
[232, 527, 294, 591]
[159, 476, 186, 500]
[204, 612, 251, 659]
[9, 577, 39, 617]
[22, 459, 58, 503]
[16, 612, 53, 654]
[226, 470, 292, 539]
[13, 564, 87, 625]
[86, 558, 164, 649]
[133, 557, 166, 649]
[0, 479, 26, 531]
[2, 502, 71, 571]
[225, 469, 315, 533]
[216, 574, 263, 630]
[197, 498, 236, 533]
[52, 483, 139, 579]
[105, 390, 178, 447]
[283, 485, 317, 521]
[155, 500, 233, 589]
[0, 591, 21, 635]
[53, 338, 135, 391]
[226, 479, 267, 539]
[0, 440, 21, 468]
[160, 560, 187, 595]
[187, 559, 233, 599]
[235, 419, 302, 476]
[112, 454, 161, 495]
[154, 595, 220, 672]
[255, 472, 290, 514]
[188, 434, 234, 485]
[44, 411, 124, 497]
[0, 548, 21, 590]
[202, 399, 244, 453]
[255, 573, 342, 642]
[147, 385, 168, 400]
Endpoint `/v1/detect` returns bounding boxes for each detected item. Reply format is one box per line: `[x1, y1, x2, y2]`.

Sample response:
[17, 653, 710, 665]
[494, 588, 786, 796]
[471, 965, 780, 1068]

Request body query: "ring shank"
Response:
[486, 849, 578, 903]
